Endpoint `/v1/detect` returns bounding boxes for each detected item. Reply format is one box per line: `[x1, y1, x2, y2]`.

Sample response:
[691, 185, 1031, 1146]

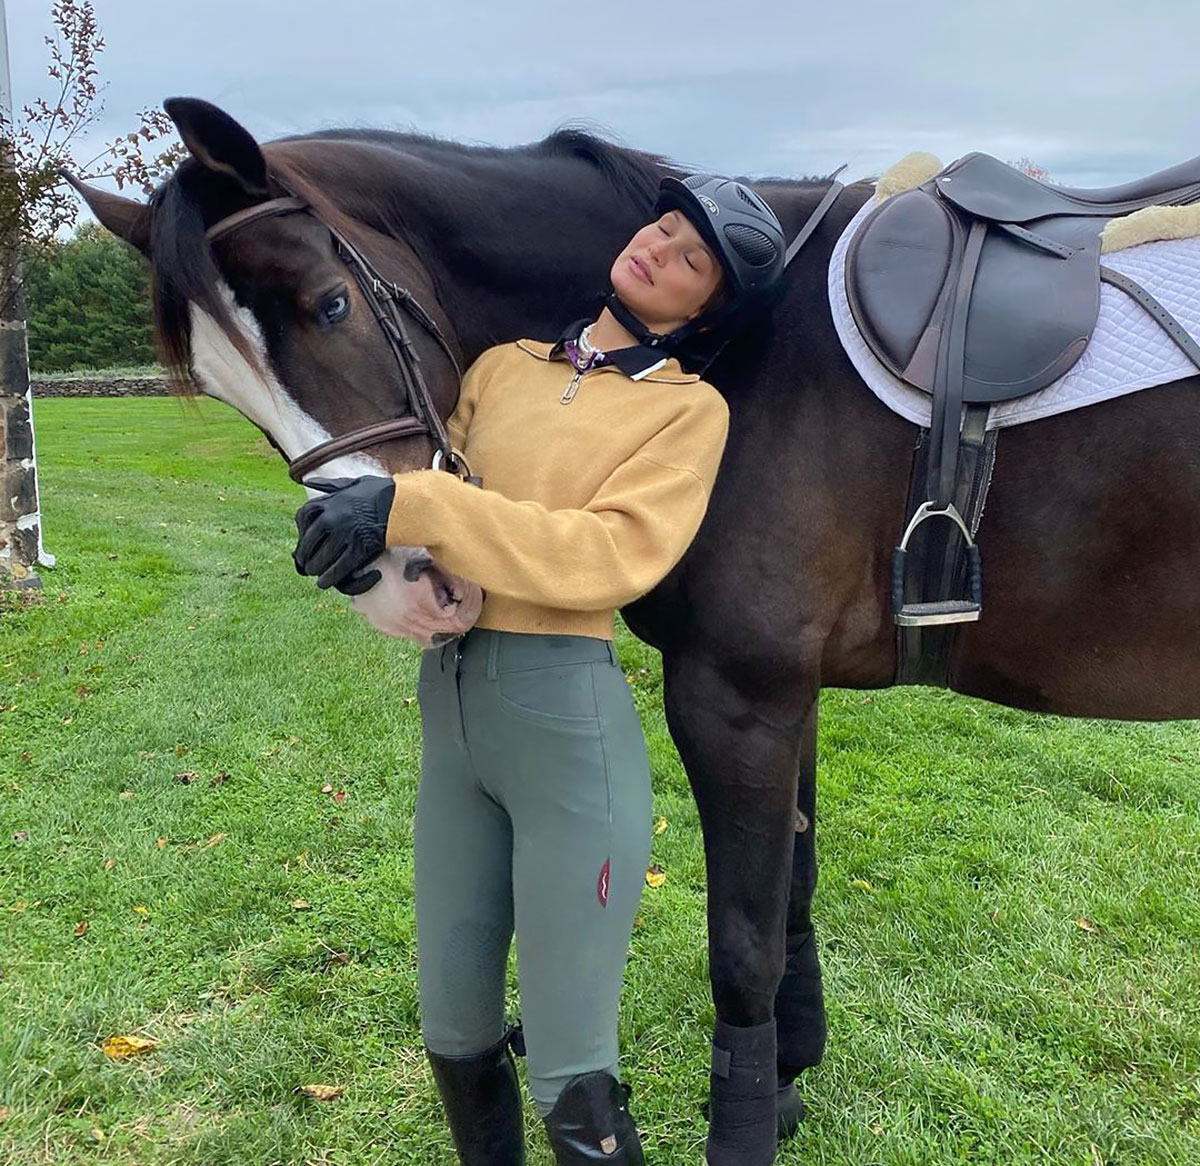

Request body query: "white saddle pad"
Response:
[828, 193, 1200, 430]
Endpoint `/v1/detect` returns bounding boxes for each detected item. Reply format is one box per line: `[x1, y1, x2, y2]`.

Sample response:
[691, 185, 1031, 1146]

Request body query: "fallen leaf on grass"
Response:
[296, 1084, 343, 1101]
[333, 790, 346, 803]
[102, 1035, 158, 1058]
[74, 920, 89, 937]
[645, 864, 667, 889]
[0, 1106, 8, 1122]
[320, 783, 334, 794]
[118, 790, 134, 800]
[1075, 917, 1101, 934]
[156, 838, 168, 849]
[61, 716, 74, 726]
[88, 1128, 105, 1142]
[211, 772, 231, 787]
[104, 858, 117, 870]
[132, 905, 151, 916]
[653, 816, 668, 836]
[175, 771, 200, 784]
[291, 900, 312, 911]
[13, 831, 28, 843]
[200, 833, 227, 849]
[851, 878, 876, 893]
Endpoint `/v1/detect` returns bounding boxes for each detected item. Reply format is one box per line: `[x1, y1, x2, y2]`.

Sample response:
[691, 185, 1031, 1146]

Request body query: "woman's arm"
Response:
[385, 393, 729, 611]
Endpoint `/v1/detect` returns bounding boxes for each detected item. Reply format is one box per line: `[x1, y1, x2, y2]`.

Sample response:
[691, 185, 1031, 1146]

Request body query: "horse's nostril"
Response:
[402, 547, 435, 582]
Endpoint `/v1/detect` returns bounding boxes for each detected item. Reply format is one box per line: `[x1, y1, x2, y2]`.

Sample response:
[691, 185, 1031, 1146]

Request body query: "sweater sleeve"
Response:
[445, 344, 507, 449]
[385, 392, 729, 611]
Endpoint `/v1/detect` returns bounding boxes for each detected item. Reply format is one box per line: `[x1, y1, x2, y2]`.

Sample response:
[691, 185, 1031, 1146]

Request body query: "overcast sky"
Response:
[6, 0, 1200, 192]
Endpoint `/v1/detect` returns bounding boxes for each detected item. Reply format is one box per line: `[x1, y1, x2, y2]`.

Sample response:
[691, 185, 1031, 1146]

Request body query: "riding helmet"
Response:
[607, 173, 787, 352]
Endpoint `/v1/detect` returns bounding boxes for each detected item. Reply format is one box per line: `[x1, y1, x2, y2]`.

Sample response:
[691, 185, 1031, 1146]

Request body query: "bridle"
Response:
[205, 194, 470, 484]
[202, 171, 848, 485]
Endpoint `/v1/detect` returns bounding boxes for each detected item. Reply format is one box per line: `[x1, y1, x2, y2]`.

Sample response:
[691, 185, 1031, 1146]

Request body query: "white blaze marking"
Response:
[187, 283, 474, 641]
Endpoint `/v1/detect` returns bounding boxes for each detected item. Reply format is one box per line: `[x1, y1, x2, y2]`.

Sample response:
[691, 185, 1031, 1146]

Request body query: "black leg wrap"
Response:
[705, 1018, 778, 1166]
[426, 1029, 525, 1166]
[543, 1071, 645, 1164]
[775, 928, 826, 1079]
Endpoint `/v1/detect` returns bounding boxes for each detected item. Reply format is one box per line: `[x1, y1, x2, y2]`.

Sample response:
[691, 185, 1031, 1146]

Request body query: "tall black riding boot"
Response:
[543, 1071, 645, 1164]
[426, 1030, 525, 1165]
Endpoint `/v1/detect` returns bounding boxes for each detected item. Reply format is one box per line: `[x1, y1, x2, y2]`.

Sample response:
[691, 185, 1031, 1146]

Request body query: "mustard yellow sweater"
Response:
[384, 338, 730, 639]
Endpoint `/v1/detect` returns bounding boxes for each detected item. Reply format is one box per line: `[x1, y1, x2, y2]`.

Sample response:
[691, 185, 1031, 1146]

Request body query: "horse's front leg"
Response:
[774, 697, 825, 1140]
[663, 650, 813, 1166]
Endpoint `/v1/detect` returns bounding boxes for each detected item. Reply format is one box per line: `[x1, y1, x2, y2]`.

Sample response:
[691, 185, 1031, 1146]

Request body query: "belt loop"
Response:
[606, 641, 618, 667]
[486, 631, 500, 681]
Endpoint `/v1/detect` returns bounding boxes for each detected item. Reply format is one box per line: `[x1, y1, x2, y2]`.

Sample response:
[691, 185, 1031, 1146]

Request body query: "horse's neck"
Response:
[297, 139, 655, 360]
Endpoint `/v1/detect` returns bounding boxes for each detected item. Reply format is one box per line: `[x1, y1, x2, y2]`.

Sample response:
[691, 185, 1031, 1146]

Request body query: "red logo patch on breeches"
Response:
[597, 859, 610, 908]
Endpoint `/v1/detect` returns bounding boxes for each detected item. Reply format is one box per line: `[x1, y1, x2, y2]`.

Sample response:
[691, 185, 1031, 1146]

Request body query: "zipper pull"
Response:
[560, 369, 584, 405]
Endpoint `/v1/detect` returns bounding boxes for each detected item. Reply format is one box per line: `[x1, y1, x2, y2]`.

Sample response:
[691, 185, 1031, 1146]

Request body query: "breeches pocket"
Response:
[496, 661, 603, 729]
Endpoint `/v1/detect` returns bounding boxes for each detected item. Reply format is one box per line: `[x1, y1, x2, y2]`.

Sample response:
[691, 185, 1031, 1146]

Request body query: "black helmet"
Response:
[656, 174, 786, 309]
[606, 172, 786, 355]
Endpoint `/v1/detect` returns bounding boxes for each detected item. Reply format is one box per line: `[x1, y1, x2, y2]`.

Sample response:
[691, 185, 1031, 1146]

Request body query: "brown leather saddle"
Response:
[845, 151, 1200, 638]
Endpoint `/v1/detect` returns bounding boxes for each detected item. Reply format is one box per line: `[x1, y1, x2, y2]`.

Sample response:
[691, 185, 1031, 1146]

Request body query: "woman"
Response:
[293, 174, 787, 1164]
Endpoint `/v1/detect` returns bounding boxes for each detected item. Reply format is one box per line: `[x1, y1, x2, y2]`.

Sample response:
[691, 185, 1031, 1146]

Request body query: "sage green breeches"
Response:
[414, 629, 652, 1115]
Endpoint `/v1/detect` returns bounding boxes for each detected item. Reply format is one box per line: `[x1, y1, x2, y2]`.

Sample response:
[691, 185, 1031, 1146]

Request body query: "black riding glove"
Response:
[293, 475, 396, 594]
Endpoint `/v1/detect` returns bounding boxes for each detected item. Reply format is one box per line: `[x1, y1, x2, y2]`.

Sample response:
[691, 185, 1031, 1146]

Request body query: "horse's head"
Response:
[68, 97, 463, 483]
[69, 98, 480, 643]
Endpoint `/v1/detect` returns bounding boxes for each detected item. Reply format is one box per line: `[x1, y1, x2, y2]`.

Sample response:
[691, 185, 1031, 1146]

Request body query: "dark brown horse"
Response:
[70, 98, 1200, 1165]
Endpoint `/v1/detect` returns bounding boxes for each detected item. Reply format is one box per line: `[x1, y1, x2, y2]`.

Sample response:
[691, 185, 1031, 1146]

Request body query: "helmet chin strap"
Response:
[605, 290, 730, 352]
[605, 291, 676, 348]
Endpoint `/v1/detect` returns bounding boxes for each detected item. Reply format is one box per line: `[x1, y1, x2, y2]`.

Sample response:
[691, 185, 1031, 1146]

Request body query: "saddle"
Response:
[845, 151, 1200, 637]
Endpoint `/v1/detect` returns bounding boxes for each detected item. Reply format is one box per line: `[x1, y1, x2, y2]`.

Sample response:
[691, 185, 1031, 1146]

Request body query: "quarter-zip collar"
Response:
[516, 320, 701, 384]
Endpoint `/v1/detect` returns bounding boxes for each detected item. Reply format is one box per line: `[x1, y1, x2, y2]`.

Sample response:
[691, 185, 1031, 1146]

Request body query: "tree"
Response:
[25, 222, 154, 371]
[1, 0, 181, 588]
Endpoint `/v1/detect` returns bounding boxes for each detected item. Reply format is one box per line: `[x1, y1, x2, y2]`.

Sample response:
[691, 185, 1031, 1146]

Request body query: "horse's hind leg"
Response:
[663, 650, 812, 1166]
[774, 698, 826, 1139]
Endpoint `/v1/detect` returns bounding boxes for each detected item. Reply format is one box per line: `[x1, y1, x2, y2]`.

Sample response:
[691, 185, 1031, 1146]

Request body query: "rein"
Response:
[205, 195, 468, 484]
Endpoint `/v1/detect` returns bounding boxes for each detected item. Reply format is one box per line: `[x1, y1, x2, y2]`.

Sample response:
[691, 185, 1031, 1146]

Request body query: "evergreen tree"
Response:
[26, 223, 156, 371]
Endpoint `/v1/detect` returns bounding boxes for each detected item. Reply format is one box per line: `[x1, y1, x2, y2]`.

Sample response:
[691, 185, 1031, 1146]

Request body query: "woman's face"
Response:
[610, 210, 725, 333]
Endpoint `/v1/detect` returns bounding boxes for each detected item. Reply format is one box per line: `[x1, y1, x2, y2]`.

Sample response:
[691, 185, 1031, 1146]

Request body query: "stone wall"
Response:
[31, 375, 169, 398]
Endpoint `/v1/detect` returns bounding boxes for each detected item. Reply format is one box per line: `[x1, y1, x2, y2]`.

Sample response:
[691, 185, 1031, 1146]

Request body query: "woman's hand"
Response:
[293, 475, 395, 593]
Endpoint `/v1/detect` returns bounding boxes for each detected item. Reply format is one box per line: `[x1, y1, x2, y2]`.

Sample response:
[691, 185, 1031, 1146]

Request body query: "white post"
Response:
[0, 0, 51, 588]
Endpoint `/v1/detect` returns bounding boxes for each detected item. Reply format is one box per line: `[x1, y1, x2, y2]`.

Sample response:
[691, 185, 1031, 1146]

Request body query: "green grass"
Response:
[2, 397, 1198, 1164]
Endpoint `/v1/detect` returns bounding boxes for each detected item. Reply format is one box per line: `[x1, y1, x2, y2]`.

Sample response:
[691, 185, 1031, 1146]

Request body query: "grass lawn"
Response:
[2, 397, 1198, 1164]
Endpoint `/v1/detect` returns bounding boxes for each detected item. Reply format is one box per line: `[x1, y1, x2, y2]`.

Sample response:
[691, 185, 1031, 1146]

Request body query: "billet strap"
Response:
[1100, 266, 1200, 374]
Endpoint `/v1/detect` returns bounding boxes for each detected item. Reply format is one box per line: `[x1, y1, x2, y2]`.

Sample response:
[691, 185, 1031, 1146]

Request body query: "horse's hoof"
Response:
[702, 1082, 805, 1145]
[776, 1080, 805, 1141]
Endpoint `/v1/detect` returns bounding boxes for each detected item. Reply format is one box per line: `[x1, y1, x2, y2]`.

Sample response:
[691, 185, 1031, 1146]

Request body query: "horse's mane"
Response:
[147, 128, 670, 391]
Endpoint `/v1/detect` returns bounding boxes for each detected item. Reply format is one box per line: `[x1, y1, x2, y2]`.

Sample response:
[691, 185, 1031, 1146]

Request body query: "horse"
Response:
[68, 97, 1200, 1165]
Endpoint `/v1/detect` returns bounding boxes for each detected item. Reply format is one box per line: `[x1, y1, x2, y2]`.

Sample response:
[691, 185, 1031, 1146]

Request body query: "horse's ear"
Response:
[60, 171, 151, 256]
[163, 97, 269, 196]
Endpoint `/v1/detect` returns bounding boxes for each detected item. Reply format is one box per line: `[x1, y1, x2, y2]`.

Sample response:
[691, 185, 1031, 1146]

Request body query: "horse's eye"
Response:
[320, 291, 350, 325]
